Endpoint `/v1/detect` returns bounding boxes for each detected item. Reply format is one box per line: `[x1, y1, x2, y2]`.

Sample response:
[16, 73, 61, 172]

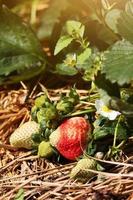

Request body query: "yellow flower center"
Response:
[102, 105, 111, 113]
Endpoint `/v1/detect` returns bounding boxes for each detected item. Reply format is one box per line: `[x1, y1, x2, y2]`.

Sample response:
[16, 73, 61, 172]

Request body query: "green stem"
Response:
[116, 140, 125, 149]
[113, 116, 121, 148]
[65, 108, 96, 117]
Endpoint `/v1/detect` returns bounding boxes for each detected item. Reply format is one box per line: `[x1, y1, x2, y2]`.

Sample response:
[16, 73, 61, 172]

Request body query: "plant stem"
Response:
[113, 116, 121, 148]
[65, 108, 95, 117]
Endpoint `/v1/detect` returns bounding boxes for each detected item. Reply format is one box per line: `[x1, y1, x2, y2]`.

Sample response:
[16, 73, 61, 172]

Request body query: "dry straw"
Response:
[0, 84, 133, 200]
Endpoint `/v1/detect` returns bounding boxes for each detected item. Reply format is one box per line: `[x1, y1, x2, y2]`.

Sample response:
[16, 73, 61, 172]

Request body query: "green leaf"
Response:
[14, 188, 24, 200]
[115, 123, 127, 140]
[56, 63, 77, 76]
[0, 6, 46, 84]
[54, 35, 73, 55]
[98, 25, 118, 45]
[38, 0, 69, 39]
[93, 127, 111, 140]
[77, 48, 91, 67]
[86, 141, 97, 156]
[93, 123, 127, 141]
[117, 11, 133, 43]
[105, 9, 121, 33]
[102, 40, 133, 85]
[66, 20, 85, 38]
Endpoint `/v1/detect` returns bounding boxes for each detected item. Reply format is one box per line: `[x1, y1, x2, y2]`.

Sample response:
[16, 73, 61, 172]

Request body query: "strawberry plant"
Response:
[53, 0, 133, 121]
[0, 1, 133, 198]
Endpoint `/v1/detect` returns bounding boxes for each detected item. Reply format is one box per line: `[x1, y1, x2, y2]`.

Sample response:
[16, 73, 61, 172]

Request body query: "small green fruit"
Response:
[38, 141, 54, 158]
[35, 95, 49, 108]
[56, 100, 74, 114]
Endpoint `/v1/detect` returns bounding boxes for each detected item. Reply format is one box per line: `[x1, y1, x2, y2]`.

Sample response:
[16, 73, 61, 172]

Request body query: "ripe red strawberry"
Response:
[49, 117, 91, 160]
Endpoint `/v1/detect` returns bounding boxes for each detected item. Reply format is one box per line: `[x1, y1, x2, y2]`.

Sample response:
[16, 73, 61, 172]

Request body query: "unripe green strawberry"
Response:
[10, 121, 40, 149]
[70, 158, 97, 182]
[49, 117, 91, 160]
[56, 100, 74, 114]
[38, 141, 54, 158]
[35, 95, 49, 108]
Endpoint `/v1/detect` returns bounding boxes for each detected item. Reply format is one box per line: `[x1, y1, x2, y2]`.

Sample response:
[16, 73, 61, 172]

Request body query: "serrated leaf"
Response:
[54, 35, 73, 55]
[38, 0, 69, 39]
[102, 40, 133, 85]
[66, 20, 85, 38]
[0, 6, 46, 84]
[117, 11, 133, 43]
[105, 9, 121, 33]
[56, 63, 77, 76]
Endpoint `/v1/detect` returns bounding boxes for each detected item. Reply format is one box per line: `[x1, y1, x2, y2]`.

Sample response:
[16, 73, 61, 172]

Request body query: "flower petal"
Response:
[95, 99, 121, 120]
[95, 100, 104, 112]
[108, 111, 121, 120]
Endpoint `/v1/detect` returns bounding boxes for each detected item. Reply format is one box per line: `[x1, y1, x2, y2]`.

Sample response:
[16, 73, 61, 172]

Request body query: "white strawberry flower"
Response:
[95, 99, 121, 120]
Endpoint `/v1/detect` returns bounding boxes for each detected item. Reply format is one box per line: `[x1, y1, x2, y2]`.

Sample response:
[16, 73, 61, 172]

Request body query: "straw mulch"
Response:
[0, 84, 133, 200]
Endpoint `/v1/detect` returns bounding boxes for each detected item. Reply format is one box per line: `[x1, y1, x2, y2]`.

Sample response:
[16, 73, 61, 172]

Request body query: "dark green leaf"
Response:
[93, 123, 127, 141]
[54, 35, 73, 55]
[116, 123, 127, 140]
[86, 141, 97, 156]
[93, 127, 111, 140]
[0, 6, 46, 84]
